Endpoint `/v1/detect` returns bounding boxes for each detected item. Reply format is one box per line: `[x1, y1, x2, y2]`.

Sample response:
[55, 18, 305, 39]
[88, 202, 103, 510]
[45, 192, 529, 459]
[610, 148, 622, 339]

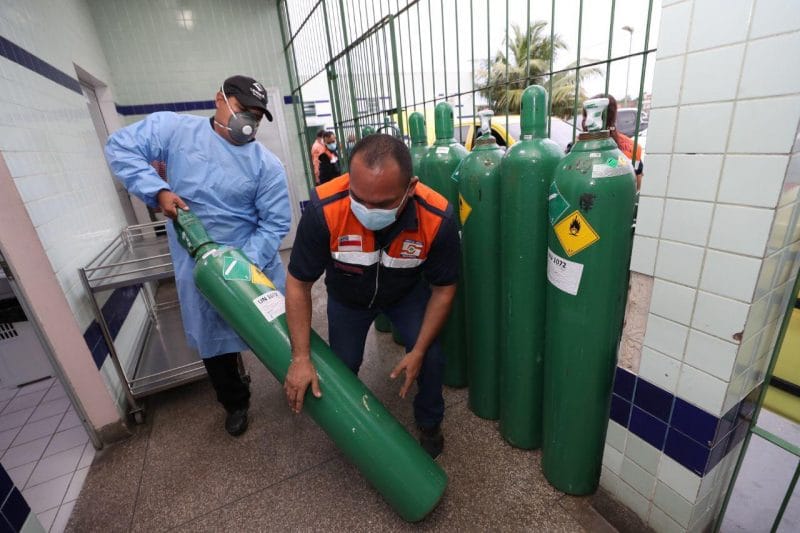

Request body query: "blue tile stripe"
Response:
[82, 285, 142, 369]
[612, 366, 752, 477]
[115, 100, 215, 116]
[0, 36, 81, 94]
[0, 464, 32, 532]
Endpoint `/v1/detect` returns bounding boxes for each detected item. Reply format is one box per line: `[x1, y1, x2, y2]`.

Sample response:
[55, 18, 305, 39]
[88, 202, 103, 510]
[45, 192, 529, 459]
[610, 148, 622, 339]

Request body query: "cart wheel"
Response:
[133, 411, 145, 424]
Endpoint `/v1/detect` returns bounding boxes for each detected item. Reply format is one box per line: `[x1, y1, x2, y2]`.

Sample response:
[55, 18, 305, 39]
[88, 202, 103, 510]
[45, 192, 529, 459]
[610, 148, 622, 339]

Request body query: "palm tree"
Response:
[477, 22, 601, 118]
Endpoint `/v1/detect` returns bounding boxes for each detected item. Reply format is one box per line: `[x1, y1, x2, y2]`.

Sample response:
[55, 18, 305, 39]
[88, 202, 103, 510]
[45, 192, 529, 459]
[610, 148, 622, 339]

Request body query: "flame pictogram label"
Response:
[553, 210, 599, 257]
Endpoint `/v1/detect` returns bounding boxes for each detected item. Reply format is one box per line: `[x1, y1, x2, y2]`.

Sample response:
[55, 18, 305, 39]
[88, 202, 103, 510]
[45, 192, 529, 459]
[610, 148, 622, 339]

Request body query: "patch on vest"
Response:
[401, 239, 423, 258]
[338, 234, 363, 252]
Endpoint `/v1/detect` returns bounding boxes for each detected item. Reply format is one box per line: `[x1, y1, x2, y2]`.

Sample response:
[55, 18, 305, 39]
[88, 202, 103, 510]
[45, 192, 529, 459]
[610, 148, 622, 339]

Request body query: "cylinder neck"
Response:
[520, 85, 548, 138]
[433, 102, 455, 140]
[408, 112, 427, 145]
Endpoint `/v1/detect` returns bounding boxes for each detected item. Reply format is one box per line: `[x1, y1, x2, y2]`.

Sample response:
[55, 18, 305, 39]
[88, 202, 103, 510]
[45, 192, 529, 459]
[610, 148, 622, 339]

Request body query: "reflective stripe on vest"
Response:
[331, 250, 425, 269]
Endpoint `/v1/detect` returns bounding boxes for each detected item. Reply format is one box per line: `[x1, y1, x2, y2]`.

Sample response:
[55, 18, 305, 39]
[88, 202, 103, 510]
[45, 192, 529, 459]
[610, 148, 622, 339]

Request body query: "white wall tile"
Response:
[743, 293, 770, 341]
[606, 420, 628, 452]
[651, 56, 685, 109]
[674, 103, 734, 154]
[639, 346, 682, 393]
[650, 278, 697, 324]
[678, 364, 728, 414]
[776, 241, 800, 286]
[754, 250, 780, 300]
[767, 203, 794, 254]
[667, 154, 724, 202]
[600, 466, 625, 500]
[636, 196, 665, 237]
[661, 199, 714, 247]
[700, 249, 762, 302]
[631, 235, 659, 275]
[684, 329, 739, 382]
[621, 457, 657, 499]
[782, 155, 800, 207]
[729, 96, 800, 154]
[688, 0, 753, 51]
[692, 290, 751, 340]
[654, 481, 694, 528]
[625, 434, 663, 476]
[645, 107, 679, 154]
[682, 45, 745, 104]
[717, 155, 789, 209]
[643, 314, 689, 359]
[649, 505, 685, 533]
[659, 454, 701, 504]
[750, 0, 800, 39]
[658, 2, 693, 57]
[603, 444, 624, 475]
[708, 205, 774, 257]
[641, 154, 670, 197]
[740, 32, 800, 98]
[619, 480, 653, 522]
[655, 240, 706, 286]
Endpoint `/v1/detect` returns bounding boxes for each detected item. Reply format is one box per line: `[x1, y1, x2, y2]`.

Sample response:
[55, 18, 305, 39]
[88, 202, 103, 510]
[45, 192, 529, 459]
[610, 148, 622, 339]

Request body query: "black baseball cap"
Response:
[222, 75, 273, 121]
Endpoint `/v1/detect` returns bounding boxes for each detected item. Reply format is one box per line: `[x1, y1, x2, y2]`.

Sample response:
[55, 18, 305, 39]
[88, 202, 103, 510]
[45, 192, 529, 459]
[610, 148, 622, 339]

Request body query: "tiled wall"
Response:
[86, 0, 308, 203]
[605, 0, 800, 531]
[0, 463, 43, 532]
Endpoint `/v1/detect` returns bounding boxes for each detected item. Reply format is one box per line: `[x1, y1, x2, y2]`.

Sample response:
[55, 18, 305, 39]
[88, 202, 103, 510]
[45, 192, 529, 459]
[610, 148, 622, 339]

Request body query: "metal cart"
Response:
[79, 221, 207, 423]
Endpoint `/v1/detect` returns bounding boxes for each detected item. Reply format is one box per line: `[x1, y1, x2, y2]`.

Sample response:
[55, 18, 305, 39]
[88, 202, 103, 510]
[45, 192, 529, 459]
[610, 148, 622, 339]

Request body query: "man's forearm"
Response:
[412, 284, 457, 355]
[285, 274, 314, 360]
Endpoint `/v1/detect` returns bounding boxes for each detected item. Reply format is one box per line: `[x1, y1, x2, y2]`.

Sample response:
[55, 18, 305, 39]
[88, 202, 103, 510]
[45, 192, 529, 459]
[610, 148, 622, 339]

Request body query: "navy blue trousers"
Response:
[326, 282, 445, 428]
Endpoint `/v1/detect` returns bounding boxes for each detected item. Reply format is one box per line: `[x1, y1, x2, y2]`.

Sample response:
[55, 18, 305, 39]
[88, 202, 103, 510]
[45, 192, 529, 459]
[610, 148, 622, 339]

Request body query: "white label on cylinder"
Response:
[547, 248, 584, 296]
[436, 146, 450, 154]
[252, 290, 285, 322]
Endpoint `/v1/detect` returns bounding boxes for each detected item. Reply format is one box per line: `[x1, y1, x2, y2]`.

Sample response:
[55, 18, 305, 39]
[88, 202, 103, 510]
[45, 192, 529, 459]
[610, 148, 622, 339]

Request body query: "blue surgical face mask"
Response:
[349, 183, 411, 231]
[326, 142, 337, 151]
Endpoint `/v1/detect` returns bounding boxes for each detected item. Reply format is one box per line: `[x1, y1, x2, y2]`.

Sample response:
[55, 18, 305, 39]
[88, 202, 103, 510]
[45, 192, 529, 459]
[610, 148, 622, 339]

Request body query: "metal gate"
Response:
[277, 0, 658, 194]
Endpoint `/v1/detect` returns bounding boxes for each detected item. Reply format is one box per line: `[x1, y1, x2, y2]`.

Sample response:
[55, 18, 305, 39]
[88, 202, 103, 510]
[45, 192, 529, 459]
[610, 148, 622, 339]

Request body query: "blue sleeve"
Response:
[240, 159, 292, 270]
[104, 112, 178, 207]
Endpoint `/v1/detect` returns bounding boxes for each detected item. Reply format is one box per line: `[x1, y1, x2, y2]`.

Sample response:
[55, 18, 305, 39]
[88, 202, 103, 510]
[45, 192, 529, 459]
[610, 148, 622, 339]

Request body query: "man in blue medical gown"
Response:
[105, 75, 291, 436]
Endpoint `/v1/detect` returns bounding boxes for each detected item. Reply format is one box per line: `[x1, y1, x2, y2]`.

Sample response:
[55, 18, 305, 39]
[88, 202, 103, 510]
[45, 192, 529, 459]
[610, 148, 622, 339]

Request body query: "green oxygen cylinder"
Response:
[456, 110, 505, 419]
[498, 86, 564, 449]
[361, 125, 376, 137]
[419, 103, 469, 388]
[374, 314, 392, 332]
[172, 211, 447, 521]
[542, 98, 637, 494]
[408, 111, 429, 174]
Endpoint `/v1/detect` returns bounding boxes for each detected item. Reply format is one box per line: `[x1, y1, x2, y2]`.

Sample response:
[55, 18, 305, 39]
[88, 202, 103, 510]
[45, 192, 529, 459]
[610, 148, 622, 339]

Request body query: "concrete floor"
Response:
[64, 276, 621, 532]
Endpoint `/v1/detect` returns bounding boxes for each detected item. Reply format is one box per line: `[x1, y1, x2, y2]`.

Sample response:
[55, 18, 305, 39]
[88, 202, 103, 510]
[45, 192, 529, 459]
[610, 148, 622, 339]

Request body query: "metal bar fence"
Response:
[278, 0, 656, 193]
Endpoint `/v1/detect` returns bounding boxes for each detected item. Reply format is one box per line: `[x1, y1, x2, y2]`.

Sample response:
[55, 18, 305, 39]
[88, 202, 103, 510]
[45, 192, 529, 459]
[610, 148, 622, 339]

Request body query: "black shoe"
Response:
[418, 424, 444, 459]
[225, 408, 248, 436]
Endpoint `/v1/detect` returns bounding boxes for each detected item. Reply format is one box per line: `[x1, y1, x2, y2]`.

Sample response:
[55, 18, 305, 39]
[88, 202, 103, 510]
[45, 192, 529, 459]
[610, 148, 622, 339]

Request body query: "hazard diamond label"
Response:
[223, 257, 251, 281]
[553, 210, 600, 257]
[458, 193, 472, 226]
[250, 265, 276, 289]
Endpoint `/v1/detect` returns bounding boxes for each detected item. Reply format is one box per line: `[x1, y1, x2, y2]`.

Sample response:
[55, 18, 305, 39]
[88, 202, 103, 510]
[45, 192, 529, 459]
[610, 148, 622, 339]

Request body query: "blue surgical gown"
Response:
[105, 112, 291, 358]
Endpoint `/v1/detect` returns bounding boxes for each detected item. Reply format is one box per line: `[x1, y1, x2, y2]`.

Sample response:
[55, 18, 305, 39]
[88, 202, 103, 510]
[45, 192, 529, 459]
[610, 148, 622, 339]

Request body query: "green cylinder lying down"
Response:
[542, 98, 637, 495]
[173, 211, 447, 521]
[408, 112, 429, 173]
[498, 86, 564, 450]
[419, 102, 470, 388]
[455, 111, 505, 419]
[374, 313, 392, 332]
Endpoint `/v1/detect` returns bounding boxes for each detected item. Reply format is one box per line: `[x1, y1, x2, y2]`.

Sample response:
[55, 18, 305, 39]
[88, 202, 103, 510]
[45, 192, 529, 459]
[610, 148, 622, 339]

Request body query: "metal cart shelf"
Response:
[79, 221, 206, 423]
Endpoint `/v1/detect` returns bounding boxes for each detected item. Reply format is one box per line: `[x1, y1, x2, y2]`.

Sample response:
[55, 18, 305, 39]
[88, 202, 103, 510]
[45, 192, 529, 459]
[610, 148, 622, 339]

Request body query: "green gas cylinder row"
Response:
[456, 111, 505, 419]
[498, 86, 564, 449]
[419, 103, 470, 388]
[173, 211, 447, 521]
[542, 97, 637, 494]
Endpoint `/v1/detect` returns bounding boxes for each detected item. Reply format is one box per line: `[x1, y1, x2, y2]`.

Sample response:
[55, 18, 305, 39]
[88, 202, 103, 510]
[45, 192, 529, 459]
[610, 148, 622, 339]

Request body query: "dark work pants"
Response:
[326, 282, 445, 428]
[203, 352, 250, 413]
